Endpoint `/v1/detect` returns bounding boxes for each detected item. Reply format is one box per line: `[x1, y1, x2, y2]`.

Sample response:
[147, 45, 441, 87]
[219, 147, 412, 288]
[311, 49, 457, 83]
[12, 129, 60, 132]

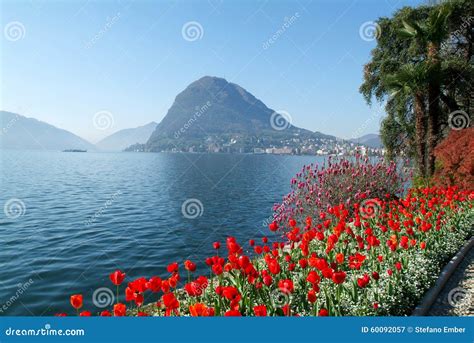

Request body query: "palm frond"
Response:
[399, 20, 420, 38]
[383, 63, 429, 94]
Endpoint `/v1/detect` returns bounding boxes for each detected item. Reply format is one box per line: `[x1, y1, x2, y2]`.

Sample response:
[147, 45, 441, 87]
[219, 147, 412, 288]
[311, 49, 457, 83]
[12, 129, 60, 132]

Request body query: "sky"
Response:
[1, 0, 425, 143]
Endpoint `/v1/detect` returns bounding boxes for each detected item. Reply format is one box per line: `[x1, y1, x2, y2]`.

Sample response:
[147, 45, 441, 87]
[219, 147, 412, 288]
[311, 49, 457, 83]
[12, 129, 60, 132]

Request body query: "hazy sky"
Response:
[1, 0, 424, 143]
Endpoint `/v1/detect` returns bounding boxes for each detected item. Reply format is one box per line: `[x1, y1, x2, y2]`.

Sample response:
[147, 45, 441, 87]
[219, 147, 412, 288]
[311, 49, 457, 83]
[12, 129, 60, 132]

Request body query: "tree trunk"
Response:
[427, 82, 440, 176]
[414, 92, 427, 178]
[426, 42, 441, 177]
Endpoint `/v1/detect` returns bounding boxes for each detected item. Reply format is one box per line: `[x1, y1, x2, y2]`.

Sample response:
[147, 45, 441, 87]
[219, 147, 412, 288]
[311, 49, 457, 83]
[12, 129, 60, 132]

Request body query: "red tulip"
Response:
[212, 264, 223, 275]
[269, 221, 278, 232]
[226, 237, 242, 254]
[168, 274, 179, 288]
[100, 310, 112, 316]
[357, 274, 370, 288]
[185, 282, 204, 297]
[278, 279, 294, 294]
[114, 303, 126, 316]
[213, 242, 220, 250]
[146, 276, 162, 292]
[184, 260, 196, 272]
[331, 271, 346, 284]
[318, 308, 329, 316]
[70, 294, 83, 310]
[79, 311, 91, 316]
[162, 293, 179, 310]
[109, 270, 126, 286]
[267, 259, 281, 275]
[129, 277, 147, 293]
[306, 271, 320, 284]
[238, 255, 250, 269]
[321, 267, 333, 279]
[160, 280, 170, 293]
[224, 310, 241, 316]
[55, 313, 67, 317]
[307, 289, 317, 303]
[189, 303, 213, 316]
[221, 286, 240, 302]
[167, 262, 179, 273]
[263, 275, 273, 286]
[253, 305, 267, 316]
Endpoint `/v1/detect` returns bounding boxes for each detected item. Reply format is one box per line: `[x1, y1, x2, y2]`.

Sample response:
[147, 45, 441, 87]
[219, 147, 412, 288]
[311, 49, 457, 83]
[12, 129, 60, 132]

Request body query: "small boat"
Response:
[62, 149, 87, 152]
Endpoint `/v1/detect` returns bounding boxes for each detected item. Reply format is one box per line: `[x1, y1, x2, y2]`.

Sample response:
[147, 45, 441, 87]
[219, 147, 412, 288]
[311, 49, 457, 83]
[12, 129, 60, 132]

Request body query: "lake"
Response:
[0, 150, 325, 315]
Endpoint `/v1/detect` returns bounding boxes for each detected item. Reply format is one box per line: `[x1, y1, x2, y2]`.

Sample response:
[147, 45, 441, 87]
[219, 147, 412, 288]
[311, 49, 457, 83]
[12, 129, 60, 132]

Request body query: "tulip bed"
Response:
[65, 186, 473, 317]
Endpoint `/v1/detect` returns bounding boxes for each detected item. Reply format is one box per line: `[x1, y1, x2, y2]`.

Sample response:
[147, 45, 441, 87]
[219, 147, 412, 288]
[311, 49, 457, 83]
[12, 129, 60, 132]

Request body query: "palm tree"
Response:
[399, 4, 452, 176]
[384, 64, 430, 177]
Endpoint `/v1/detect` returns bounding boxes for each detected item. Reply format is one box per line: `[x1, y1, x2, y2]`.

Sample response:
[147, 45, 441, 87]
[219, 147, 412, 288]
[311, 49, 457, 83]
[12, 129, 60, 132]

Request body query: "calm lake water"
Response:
[0, 150, 324, 315]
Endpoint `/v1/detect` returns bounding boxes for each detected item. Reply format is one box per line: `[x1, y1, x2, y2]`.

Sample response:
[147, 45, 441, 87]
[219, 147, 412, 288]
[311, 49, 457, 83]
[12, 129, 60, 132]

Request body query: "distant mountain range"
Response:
[0, 111, 160, 152]
[349, 134, 382, 148]
[96, 122, 157, 151]
[0, 77, 382, 153]
[0, 111, 96, 151]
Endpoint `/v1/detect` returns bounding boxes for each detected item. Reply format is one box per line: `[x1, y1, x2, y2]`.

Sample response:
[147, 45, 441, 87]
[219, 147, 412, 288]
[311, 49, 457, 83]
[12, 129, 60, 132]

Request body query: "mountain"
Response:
[145, 76, 335, 152]
[0, 111, 95, 151]
[96, 122, 157, 151]
[349, 134, 382, 148]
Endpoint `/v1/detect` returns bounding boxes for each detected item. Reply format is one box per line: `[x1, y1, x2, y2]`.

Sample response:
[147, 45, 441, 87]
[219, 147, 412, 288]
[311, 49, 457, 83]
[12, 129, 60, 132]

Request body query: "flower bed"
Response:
[63, 186, 473, 317]
[270, 155, 410, 230]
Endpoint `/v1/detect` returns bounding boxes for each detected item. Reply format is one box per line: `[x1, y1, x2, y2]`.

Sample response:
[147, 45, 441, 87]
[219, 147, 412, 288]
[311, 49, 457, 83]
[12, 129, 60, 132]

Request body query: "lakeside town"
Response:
[129, 135, 384, 156]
